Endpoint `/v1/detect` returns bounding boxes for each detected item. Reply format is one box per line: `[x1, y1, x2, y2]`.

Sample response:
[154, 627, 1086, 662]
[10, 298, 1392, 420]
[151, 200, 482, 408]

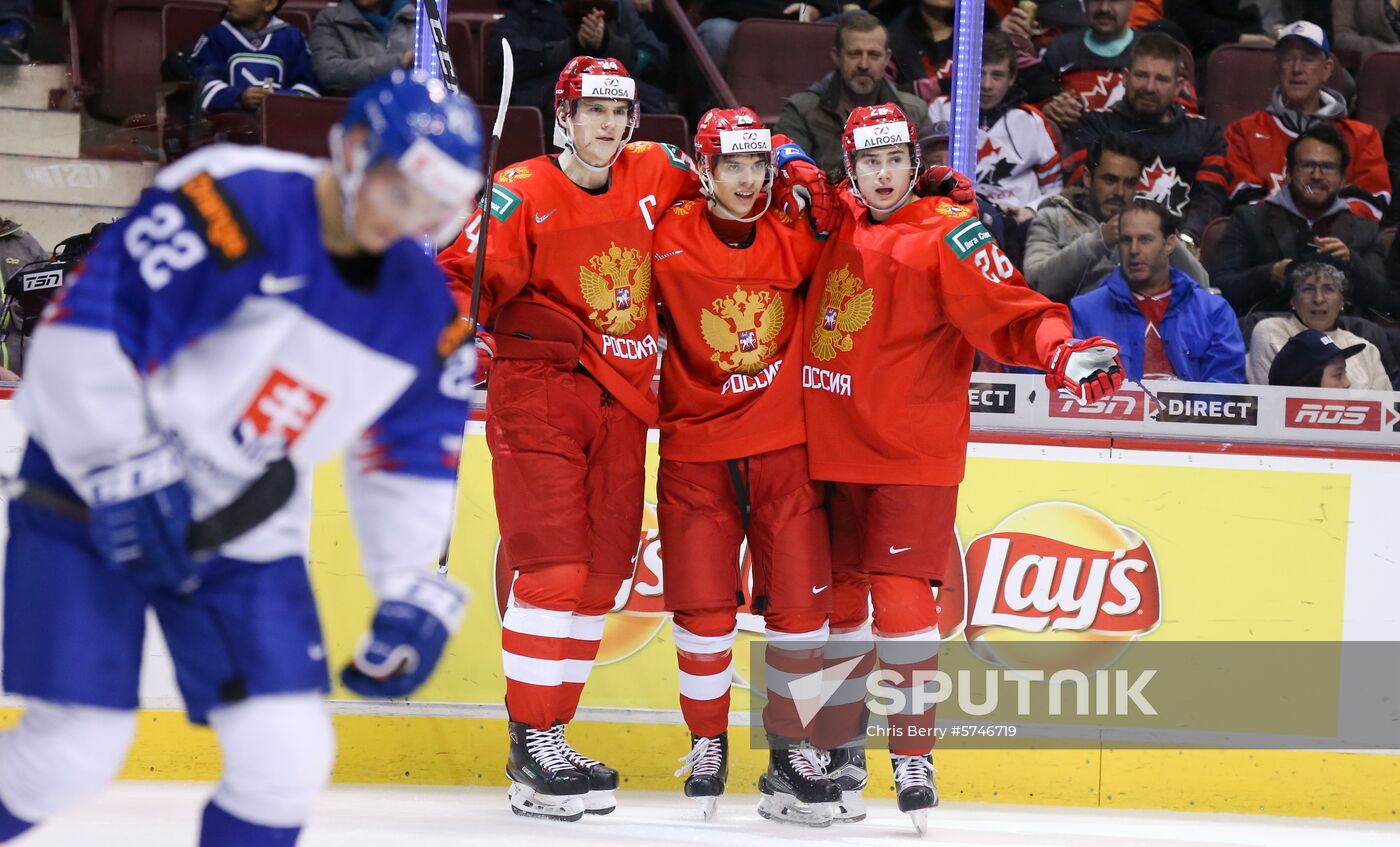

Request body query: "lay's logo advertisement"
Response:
[954, 502, 1162, 673]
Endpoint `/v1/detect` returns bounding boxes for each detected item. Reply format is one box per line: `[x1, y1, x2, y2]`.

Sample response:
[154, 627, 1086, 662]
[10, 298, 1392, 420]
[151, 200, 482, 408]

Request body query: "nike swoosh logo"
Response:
[654, 249, 684, 261]
[1254, 133, 1269, 139]
[260, 273, 305, 295]
[534, 209, 557, 224]
[889, 546, 912, 555]
[811, 585, 828, 595]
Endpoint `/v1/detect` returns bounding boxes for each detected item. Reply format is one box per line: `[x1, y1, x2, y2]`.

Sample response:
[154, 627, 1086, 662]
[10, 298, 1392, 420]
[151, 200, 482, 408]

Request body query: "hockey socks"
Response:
[672, 608, 738, 739]
[199, 802, 299, 847]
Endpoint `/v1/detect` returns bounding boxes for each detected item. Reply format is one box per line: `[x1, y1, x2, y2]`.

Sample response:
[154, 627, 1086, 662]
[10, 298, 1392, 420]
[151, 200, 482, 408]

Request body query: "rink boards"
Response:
[1, 385, 1398, 821]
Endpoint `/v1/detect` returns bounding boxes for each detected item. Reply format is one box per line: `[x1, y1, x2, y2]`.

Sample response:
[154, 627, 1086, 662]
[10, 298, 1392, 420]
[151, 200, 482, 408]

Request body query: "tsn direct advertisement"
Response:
[297, 374, 1400, 751]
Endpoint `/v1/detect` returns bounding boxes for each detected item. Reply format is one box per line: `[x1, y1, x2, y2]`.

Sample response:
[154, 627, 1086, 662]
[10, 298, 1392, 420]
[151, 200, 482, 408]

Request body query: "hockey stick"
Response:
[437, 39, 514, 577]
[419, 0, 460, 93]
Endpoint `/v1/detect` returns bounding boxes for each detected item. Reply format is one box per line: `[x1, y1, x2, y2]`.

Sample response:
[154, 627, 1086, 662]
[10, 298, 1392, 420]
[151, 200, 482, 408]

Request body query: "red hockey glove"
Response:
[771, 134, 843, 233]
[915, 165, 976, 206]
[474, 328, 496, 386]
[1045, 337, 1124, 406]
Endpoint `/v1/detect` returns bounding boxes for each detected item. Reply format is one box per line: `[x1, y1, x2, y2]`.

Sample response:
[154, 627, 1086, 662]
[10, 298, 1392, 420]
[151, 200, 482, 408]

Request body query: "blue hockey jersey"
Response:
[15, 145, 474, 595]
[191, 17, 319, 112]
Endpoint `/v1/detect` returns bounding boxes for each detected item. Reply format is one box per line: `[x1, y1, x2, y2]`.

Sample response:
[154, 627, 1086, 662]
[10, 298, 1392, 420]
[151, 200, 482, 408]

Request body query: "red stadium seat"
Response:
[262, 93, 347, 157]
[479, 103, 546, 167]
[94, 0, 224, 119]
[162, 3, 222, 55]
[446, 19, 480, 101]
[634, 114, 690, 151]
[1355, 52, 1400, 132]
[725, 19, 836, 126]
[1198, 216, 1232, 276]
[1203, 44, 1348, 129]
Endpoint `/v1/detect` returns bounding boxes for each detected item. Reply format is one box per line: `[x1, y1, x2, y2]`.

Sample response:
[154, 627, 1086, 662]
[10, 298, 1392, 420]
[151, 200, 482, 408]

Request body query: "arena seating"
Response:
[1202, 43, 1350, 128]
[1355, 52, 1400, 132]
[725, 19, 835, 125]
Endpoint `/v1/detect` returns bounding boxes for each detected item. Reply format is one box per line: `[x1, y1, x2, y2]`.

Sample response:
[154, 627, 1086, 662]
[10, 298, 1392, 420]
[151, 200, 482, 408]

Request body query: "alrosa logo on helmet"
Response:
[852, 122, 910, 151]
[579, 74, 636, 100]
[719, 128, 772, 154]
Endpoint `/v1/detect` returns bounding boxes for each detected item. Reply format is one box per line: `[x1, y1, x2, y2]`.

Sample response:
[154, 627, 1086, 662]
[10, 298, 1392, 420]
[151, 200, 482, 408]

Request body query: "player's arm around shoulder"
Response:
[626, 140, 703, 205]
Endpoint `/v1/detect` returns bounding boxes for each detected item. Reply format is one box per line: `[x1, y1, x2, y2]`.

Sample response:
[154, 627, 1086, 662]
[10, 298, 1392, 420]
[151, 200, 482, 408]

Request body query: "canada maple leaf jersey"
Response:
[439, 142, 701, 425]
[927, 97, 1063, 209]
[802, 195, 1072, 486]
[1064, 101, 1229, 235]
[1042, 31, 1199, 114]
[1224, 110, 1392, 222]
[15, 145, 472, 589]
[652, 200, 823, 463]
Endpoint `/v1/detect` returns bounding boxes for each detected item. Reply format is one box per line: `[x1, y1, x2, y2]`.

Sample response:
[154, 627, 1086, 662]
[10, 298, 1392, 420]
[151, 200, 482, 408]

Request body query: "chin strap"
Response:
[701, 160, 774, 224]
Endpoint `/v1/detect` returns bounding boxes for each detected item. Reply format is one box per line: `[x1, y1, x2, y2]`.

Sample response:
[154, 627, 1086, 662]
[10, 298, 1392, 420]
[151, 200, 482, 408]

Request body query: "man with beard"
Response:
[777, 12, 931, 182]
[1039, 0, 1198, 128]
[1215, 123, 1395, 318]
[1063, 32, 1228, 244]
[1070, 198, 1243, 382]
[1025, 133, 1207, 302]
[1225, 21, 1391, 222]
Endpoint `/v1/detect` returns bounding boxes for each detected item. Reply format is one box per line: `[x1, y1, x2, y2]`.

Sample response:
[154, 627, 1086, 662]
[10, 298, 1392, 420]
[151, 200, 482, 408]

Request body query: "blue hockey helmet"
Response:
[332, 70, 485, 228]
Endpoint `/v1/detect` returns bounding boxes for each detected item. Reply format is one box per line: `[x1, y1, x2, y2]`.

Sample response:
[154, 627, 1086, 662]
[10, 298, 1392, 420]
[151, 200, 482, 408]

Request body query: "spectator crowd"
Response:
[3, 0, 1400, 394]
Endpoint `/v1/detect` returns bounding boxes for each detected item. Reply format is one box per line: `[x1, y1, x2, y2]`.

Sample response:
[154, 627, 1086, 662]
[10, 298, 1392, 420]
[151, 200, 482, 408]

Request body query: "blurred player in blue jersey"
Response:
[0, 70, 483, 846]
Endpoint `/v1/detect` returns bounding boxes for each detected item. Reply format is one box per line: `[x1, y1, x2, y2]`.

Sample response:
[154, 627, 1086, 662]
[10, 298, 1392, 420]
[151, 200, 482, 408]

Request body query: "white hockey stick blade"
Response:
[494, 40, 515, 139]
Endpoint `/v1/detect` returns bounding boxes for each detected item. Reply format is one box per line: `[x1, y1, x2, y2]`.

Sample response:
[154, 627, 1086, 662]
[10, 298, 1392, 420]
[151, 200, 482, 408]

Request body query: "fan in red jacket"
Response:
[437, 56, 700, 823]
[1224, 21, 1391, 222]
[796, 103, 1124, 834]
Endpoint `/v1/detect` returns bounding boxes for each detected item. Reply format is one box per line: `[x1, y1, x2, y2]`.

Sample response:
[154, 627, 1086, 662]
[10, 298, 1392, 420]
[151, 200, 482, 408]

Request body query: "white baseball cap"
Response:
[1276, 21, 1331, 55]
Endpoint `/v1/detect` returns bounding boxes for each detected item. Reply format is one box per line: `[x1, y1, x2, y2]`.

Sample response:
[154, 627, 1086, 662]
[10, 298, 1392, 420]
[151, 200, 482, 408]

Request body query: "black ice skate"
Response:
[506, 721, 588, 822]
[551, 722, 619, 815]
[674, 733, 728, 820]
[756, 742, 841, 827]
[825, 746, 868, 822]
[892, 753, 939, 835]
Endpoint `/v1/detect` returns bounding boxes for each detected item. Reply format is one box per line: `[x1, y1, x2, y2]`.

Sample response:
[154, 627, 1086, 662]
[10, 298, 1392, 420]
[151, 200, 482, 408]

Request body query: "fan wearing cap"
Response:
[648, 107, 837, 820]
[1224, 20, 1391, 222]
[437, 55, 701, 822]
[798, 102, 1124, 827]
[0, 71, 483, 846]
[1267, 328, 1366, 388]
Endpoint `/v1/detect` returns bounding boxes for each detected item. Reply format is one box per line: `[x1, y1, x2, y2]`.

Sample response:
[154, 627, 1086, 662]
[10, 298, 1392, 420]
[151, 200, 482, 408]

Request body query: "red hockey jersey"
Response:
[802, 196, 1073, 486]
[439, 143, 700, 425]
[653, 201, 822, 462]
[1224, 110, 1392, 222]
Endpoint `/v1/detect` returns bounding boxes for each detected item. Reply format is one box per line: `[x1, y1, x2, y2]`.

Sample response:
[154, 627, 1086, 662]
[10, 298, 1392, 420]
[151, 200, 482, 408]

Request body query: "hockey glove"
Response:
[1045, 337, 1124, 406]
[475, 328, 496, 386]
[79, 439, 200, 595]
[915, 165, 976, 206]
[341, 574, 467, 698]
[771, 136, 843, 234]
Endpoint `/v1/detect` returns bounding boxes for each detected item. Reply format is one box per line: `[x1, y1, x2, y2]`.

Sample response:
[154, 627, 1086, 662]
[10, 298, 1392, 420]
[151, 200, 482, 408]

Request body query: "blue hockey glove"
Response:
[78, 440, 199, 595]
[773, 140, 817, 171]
[341, 574, 467, 698]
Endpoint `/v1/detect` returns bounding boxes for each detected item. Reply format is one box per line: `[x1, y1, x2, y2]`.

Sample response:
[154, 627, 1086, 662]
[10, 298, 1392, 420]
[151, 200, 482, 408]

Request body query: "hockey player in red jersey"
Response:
[437, 56, 700, 822]
[797, 104, 1124, 834]
[651, 107, 841, 823]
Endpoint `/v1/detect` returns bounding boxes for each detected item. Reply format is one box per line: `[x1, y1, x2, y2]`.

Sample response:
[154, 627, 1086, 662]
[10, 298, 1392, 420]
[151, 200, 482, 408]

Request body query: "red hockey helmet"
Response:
[693, 107, 774, 222]
[841, 103, 920, 177]
[554, 56, 638, 121]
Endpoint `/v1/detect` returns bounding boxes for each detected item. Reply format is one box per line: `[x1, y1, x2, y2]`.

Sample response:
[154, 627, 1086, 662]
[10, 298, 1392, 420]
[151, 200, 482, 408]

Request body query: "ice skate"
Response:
[825, 746, 868, 822]
[892, 753, 939, 835]
[551, 722, 619, 815]
[756, 742, 841, 827]
[674, 734, 728, 820]
[506, 722, 588, 822]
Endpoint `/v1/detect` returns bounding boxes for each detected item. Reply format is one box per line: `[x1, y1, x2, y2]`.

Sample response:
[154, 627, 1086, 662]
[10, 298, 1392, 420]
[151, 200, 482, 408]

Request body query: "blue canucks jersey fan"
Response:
[191, 0, 320, 113]
[0, 71, 482, 846]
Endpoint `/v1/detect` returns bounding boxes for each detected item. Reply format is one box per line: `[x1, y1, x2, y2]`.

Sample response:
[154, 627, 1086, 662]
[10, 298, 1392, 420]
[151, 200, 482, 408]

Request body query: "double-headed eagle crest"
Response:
[701, 287, 785, 375]
[809, 266, 873, 361]
[581, 243, 651, 335]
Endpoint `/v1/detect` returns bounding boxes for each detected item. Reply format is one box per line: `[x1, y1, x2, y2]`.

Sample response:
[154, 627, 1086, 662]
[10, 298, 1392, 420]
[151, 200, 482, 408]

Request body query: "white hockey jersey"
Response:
[928, 97, 1064, 210]
[15, 145, 474, 595]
